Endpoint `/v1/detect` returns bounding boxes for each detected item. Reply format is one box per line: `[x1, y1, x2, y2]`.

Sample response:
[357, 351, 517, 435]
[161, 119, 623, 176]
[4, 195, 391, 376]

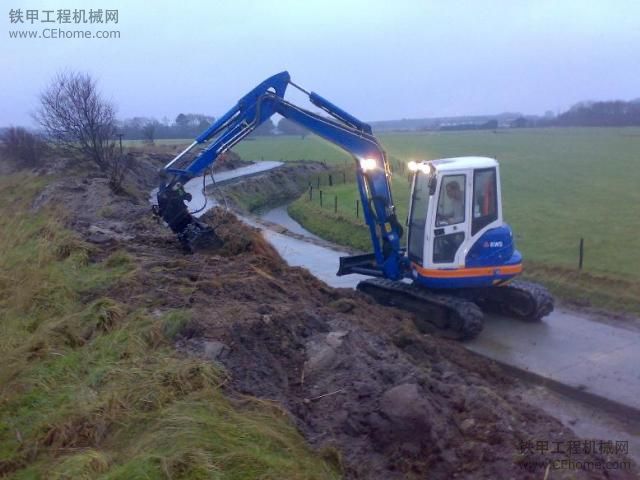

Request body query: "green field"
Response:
[231, 128, 640, 312]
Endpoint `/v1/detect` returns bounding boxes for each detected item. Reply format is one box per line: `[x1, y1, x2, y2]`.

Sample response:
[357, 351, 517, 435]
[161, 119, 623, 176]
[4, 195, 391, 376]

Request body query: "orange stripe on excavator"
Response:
[411, 262, 522, 278]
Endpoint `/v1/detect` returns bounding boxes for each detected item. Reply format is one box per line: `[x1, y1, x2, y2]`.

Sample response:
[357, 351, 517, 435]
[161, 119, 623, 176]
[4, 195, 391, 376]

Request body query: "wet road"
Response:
[467, 309, 640, 411]
[260, 206, 323, 241]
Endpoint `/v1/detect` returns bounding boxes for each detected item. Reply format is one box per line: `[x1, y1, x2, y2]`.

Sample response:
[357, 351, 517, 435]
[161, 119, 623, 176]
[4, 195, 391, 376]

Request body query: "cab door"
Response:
[407, 171, 431, 265]
[424, 172, 471, 268]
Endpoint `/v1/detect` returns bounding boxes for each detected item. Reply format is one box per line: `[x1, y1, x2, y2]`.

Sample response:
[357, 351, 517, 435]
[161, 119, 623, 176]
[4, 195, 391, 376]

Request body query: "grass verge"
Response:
[0, 173, 338, 479]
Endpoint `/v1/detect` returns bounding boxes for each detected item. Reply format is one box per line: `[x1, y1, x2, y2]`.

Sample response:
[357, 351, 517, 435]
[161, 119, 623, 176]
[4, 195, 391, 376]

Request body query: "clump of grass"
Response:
[104, 250, 132, 268]
[48, 449, 110, 479]
[0, 174, 339, 479]
[161, 310, 190, 340]
[87, 298, 127, 333]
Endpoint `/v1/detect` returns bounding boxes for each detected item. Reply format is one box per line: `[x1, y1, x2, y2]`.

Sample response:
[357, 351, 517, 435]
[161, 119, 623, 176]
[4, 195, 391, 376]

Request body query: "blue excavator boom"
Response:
[156, 71, 405, 279]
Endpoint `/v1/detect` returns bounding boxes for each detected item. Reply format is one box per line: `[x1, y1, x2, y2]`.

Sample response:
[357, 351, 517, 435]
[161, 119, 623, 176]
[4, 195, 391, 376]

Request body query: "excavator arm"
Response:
[156, 71, 405, 279]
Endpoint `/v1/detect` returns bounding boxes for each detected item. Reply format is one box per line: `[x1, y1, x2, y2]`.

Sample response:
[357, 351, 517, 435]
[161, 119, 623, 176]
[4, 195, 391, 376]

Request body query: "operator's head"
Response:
[446, 180, 462, 199]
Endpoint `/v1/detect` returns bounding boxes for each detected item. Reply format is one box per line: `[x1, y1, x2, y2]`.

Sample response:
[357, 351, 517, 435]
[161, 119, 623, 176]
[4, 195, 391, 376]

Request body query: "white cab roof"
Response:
[423, 156, 498, 171]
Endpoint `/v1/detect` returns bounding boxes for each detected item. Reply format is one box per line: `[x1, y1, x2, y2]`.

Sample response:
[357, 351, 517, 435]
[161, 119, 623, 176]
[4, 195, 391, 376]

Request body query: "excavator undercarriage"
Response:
[357, 278, 554, 340]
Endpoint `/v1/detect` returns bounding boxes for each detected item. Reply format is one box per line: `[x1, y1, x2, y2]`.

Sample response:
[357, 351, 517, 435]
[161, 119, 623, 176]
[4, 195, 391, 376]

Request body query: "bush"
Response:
[0, 126, 48, 168]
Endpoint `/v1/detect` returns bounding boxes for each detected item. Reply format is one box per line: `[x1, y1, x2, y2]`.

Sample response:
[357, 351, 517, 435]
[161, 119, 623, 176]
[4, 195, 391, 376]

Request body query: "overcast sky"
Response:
[2, 0, 639, 126]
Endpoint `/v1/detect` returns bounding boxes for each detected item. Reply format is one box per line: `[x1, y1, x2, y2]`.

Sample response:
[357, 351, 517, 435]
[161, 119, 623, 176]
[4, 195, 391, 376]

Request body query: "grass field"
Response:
[234, 128, 640, 312]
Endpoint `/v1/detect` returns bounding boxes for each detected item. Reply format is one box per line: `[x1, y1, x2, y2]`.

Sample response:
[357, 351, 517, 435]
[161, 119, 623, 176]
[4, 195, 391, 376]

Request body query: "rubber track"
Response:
[498, 280, 554, 321]
[357, 278, 484, 340]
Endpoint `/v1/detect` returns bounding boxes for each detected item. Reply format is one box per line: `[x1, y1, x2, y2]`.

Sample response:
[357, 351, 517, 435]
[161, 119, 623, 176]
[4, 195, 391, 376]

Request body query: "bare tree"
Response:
[34, 71, 118, 172]
[142, 120, 158, 145]
[108, 152, 132, 192]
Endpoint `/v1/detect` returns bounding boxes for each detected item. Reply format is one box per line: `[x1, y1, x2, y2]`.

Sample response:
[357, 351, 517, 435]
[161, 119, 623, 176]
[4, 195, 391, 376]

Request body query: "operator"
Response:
[438, 180, 464, 225]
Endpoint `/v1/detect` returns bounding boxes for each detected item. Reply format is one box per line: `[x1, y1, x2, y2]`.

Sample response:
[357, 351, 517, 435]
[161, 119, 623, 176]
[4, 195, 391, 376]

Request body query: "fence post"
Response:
[334, 195, 338, 213]
[308, 186, 313, 201]
[329, 174, 333, 186]
[579, 238, 584, 270]
[317, 176, 320, 188]
[342, 171, 346, 183]
[320, 190, 323, 208]
[356, 199, 359, 218]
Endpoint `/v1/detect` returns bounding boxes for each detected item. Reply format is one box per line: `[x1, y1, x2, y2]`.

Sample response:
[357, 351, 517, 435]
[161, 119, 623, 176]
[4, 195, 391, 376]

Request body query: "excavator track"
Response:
[357, 278, 484, 341]
[471, 280, 554, 322]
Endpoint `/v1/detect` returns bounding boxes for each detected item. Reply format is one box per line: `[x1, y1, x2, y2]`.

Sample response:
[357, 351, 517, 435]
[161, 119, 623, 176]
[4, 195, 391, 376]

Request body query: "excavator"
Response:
[155, 71, 553, 340]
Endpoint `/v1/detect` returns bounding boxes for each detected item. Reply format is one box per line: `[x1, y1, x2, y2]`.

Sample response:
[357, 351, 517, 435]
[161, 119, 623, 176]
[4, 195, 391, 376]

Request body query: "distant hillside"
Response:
[369, 112, 523, 132]
[370, 99, 640, 132]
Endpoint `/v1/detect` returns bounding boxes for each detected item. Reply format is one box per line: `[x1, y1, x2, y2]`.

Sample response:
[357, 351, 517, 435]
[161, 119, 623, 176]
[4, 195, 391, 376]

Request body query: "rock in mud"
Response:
[203, 340, 227, 361]
[87, 225, 133, 244]
[379, 383, 435, 443]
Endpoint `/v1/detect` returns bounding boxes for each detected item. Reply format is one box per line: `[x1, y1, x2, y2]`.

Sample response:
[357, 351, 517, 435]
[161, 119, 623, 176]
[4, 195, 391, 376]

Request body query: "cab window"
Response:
[436, 175, 465, 226]
[472, 168, 498, 235]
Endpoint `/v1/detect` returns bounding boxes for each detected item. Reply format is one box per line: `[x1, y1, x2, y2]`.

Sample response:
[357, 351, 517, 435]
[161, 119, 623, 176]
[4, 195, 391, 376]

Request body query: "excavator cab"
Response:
[406, 157, 523, 289]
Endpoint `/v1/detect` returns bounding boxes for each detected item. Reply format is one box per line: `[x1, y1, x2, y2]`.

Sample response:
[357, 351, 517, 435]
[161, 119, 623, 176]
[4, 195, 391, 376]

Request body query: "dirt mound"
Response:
[211, 150, 252, 172]
[182, 290, 630, 479]
[32, 159, 636, 479]
[200, 207, 281, 261]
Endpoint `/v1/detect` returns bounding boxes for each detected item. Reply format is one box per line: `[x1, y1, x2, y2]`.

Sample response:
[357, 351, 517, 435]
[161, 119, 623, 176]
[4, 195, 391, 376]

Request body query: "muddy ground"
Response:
[28, 152, 638, 479]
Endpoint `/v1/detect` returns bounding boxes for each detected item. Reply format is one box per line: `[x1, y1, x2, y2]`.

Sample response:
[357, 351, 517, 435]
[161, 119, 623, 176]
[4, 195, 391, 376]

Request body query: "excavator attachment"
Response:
[176, 220, 222, 253]
[155, 183, 222, 253]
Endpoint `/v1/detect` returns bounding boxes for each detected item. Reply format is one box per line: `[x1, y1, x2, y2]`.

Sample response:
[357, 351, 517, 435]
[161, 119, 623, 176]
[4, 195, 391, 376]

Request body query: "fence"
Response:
[304, 156, 409, 219]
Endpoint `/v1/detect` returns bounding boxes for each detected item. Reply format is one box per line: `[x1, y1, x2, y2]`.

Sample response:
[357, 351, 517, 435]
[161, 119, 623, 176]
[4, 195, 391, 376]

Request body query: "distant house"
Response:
[439, 119, 499, 131]
[510, 117, 529, 128]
